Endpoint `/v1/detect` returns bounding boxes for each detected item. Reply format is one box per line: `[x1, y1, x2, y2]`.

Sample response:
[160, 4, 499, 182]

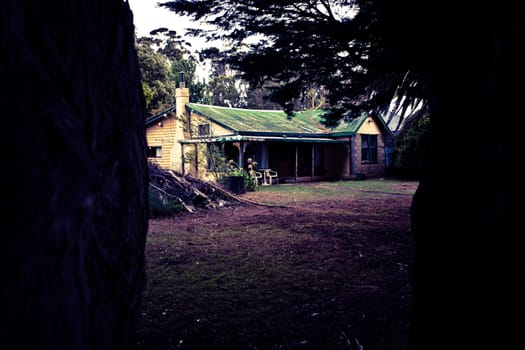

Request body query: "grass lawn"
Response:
[135, 178, 418, 350]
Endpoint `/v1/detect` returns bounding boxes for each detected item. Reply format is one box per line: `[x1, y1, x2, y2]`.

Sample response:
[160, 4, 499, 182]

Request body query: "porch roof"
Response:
[179, 134, 349, 144]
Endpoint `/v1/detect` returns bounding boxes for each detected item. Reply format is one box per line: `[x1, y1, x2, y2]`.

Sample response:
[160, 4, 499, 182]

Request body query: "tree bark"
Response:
[411, 2, 525, 349]
[0, 1, 148, 349]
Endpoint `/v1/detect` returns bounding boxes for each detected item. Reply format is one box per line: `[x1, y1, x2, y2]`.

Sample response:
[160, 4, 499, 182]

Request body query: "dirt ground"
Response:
[137, 180, 418, 350]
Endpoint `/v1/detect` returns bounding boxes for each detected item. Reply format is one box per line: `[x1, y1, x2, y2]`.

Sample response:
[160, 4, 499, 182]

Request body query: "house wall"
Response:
[189, 112, 232, 137]
[350, 117, 387, 178]
[196, 143, 208, 179]
[181, 143, 198, 175]
[185, 112, 237, 180]
[324, 143, 350, 180]
[358, 116, 382, 134]
[181, 138, 232, 181]
[146, 116, 177, 169]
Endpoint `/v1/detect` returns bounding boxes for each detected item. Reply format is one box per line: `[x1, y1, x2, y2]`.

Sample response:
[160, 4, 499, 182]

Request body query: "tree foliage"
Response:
[198, 48, 245, 107]
[161, 0, 426, 125]
[389, 114, 430, 179]
[136, 38, 177, 115]
[136, 29, 210, 114]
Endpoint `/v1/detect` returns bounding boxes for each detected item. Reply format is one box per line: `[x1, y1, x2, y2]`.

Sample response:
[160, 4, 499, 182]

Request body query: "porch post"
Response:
[239, 141, 245, 169]
[348, 137, 353, 176]
[311, 144, 315, 179]
[180, 143, 185, 175]
[294, 144, 298, 180]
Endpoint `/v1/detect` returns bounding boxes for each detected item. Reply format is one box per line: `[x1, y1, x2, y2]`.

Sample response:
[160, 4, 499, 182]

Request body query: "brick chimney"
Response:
[171, 73, 190, 172]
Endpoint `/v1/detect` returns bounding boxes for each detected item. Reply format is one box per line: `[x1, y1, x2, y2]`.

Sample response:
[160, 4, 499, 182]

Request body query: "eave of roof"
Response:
[145, 106, 176, 126]
[330, 113, 394, 138]
[179, 135, 349, 144]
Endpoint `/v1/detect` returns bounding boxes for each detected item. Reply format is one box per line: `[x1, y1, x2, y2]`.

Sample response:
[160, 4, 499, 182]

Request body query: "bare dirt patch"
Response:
[136, 180, 418, 350]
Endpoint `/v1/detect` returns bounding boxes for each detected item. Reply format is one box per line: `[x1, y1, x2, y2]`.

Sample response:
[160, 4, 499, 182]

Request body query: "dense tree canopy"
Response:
[389, 114, 430, 179]
[136, 38, 177, 114]
[136, 30, 211, 114]
[161, 0, 426, 125]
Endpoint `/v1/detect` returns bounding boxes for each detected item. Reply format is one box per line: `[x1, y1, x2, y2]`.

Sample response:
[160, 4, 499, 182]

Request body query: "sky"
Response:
[128, 0, 207, 50]
[128, 0, 215, 79]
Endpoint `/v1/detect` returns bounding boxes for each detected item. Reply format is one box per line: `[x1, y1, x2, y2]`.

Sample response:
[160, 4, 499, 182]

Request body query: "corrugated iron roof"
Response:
[180, 135, 349, 144]
[145, 104, 393, 140]
[186, 103, 363, 136]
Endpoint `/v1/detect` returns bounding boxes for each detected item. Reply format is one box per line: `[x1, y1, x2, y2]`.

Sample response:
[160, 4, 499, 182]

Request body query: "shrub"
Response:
[389, 114, 430, 180]
[148, 186, 184, 217]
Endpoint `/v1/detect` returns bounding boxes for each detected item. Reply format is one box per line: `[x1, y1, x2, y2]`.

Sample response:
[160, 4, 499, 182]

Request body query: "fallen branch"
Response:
[177, 198, 194, 213]
[149, 183, 194, 213]
[149, 162, 287, 213]
[203, 179, 288, 208]
[149, 163, 242, 213]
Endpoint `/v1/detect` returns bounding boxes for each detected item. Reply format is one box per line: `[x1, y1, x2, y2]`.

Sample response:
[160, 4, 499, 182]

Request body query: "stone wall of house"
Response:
[350, 134, 387, 178]
[189, 111, 232, 137]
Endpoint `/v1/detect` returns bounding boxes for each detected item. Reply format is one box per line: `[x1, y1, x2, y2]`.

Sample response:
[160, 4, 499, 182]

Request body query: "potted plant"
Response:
[224, 160, 257, 193]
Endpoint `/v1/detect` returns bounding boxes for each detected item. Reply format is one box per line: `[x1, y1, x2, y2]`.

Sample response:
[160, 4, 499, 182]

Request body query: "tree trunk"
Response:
[411, 2, 525, 349]
[0, 1, 148, 349]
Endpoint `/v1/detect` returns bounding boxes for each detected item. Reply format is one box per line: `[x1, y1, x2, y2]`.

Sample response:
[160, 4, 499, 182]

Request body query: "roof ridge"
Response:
[187, 102, 284, 113]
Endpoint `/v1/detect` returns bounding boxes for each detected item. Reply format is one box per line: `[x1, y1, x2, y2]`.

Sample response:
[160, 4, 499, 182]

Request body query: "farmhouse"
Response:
[146, 85, 392, 183]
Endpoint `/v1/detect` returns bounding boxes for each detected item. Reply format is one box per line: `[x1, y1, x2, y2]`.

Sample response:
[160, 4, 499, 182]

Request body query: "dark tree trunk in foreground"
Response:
[411, 3, 525, 349]
[0, 1, 148, 349]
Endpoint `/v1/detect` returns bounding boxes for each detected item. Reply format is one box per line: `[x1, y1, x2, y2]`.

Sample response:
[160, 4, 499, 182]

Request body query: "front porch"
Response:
[181, 136, 352, 183]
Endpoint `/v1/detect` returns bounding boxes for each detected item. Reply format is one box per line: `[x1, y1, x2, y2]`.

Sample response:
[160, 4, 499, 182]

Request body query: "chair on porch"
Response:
[264, 169, 279, 185]
[250, 170, 263, 186]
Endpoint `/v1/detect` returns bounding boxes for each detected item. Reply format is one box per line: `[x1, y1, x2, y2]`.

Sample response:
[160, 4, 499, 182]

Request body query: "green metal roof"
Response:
[329, 116, 368, 136]
[186, 103, 365, 137]
[180, 135, 349, 144]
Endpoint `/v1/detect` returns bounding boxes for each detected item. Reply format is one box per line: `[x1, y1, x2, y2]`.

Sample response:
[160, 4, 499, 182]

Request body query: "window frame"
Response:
[147, 146, 162, 158]
[361, 134, 378, 164]
[198, 123, 210, 136]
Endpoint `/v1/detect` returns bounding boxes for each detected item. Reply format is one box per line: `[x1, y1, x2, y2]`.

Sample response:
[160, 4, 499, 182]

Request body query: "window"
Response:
[147, 146, 162, 158]
[198, 123, 210, 136]
[361, 135, 377, 163]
